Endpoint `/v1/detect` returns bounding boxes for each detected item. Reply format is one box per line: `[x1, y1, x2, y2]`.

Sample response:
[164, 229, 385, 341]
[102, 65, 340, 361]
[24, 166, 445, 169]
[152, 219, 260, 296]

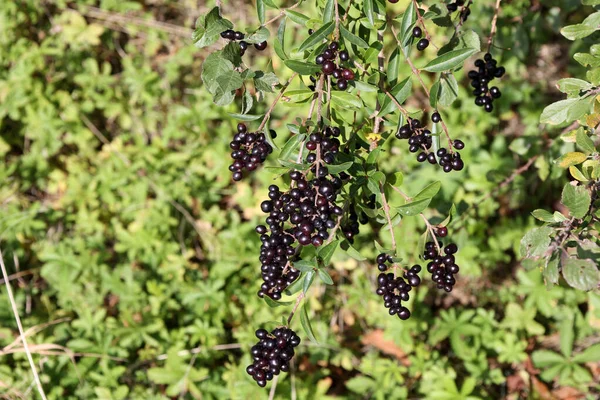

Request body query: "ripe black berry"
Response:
[423, 241, 460, 292]
[416, 38, 429, 51]
[322, 61, 335, 74]
[431, 112, 441, 123]
[339, 50, 349, 61]
[255, 41, 268, 51]
[412, 27, 423, 38]
[234, 31, 245, 41]
[375, 256, 421, 320]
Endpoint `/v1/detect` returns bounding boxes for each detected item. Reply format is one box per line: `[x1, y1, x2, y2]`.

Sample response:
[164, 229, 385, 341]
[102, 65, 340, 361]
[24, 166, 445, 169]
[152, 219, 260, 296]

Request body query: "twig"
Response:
[487, 0, 502, 52]
[263, 1, 302, 26]
[0, 268, 39, 285]
[379, 185, 397, 252]
[268, 374, 279, 400]
[0, 251, 47, 400]
[258, 73, 299, 131]
[412, 0, 439, 50]
[333, 0, 341, 40]
[287, 292, 305, 325]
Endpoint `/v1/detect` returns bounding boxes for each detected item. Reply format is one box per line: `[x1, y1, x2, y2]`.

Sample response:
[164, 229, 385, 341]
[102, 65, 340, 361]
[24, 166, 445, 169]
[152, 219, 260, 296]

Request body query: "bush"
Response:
[0, 0, 599, 399]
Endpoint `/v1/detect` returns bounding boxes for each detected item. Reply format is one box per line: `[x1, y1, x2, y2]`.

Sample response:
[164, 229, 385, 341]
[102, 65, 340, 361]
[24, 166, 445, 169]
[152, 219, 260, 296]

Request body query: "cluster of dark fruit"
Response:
[468, 53, 505, 112]
[411, 26, 429, 51]
[423, 241, 460, 293]
[246, 327, 301, 387]
[342, 207, 360, 243]
[396, 116, 465, 172]
[220, 29, 267, 56]
[447, 0, 471, 21]
[229, 123, 273, 181]
[375, 254, 422, 320]
[314, 41, 356, 91]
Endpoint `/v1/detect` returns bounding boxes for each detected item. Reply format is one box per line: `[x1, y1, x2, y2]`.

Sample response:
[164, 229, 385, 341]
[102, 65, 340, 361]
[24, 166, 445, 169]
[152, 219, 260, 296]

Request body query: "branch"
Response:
[258, 73, 299, 131]
[487, 0, 502, 52]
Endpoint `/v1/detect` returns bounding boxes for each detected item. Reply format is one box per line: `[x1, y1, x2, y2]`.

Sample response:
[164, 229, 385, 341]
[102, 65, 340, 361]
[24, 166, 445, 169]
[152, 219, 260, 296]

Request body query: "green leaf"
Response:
[344, 242, 366, 260]
[257, 0, 265, 24]
[414, 181, 441, 201]
[437, 74, 459, 107]
[227, 113, 263, 121]
[318, 240, 340, 265]
[285, 10, 310, 26]
[284, 60, 322, 75]
[556, 152, 588, 168]
[399, 1, 416, 47]
[300, 303, 318, 344]
[323, 0, 335, 23]
[192, 7, 233, 49]
[279, 134, 304, 161]
[573, 344, 600, 363]
[364, 0, 376, 26]
[378, 77, 412, 116]
[561, 15, 600, 40]
[531, 209, 555, 223]
[317, 269, 334, 285]
[576, 129, 596, 153]
[201, 53, 243, 106]
[532, 350, 566, 367]
[253, 71, 279, 93]
[298, 22, 334, 52]
[327, 161, 353, 174]
[562, 258, 600, 291]
[340, 26, 369, 49]
[303, 270, 316, 293]
[422, 48, 477, 72]
[245, 26, 270, 44]
[540, 97, 593, 125]
[562, 184, 591, 218]
[331, 91, 363, 110]
[397, 198, 430, 216]
[520, 227, 553, 258]
[557, 78, 593, 94]
[559, 317, 574, 358]
[274, 19, 287, 60]
[293, 259, 317, 272]
[264, 297, 293, 308]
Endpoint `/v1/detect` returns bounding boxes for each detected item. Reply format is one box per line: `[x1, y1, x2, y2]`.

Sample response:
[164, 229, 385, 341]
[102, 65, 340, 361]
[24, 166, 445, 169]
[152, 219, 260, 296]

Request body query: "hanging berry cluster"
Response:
[195, 0, 505, 389]
[315, 41, 356, 91]
[246, 328, 301, 387]
[229, 123, 273, 181]
[469, 53, 505, 112]
[220, 29, 267, 55]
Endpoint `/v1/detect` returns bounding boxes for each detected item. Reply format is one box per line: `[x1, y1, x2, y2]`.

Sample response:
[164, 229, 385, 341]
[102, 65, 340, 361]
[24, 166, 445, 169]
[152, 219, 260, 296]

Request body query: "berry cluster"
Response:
[375, 254, 422, 320]
[314, 42, 356, 91]
[342, 206, 360, 243]
[396, 117, 465, 172]
[412, 26, 429, 51]
[468, 53, 505, 112]
[447, 0, 471, 21]
[220, 29, 267, 56]
[423, 241, 460, 292]
[229, 123, 273, 181]
[246, 327, 301, 387]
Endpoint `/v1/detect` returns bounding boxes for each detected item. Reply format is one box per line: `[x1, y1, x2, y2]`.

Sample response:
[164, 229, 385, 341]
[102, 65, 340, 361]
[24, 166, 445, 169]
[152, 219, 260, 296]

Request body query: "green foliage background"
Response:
[0, 0, 599, 399]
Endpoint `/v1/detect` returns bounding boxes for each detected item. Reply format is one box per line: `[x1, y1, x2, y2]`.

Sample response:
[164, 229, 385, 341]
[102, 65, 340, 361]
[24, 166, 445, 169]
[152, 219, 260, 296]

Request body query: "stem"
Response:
[372, 31, 385, 137]
[412, 0, 439, 50]
[333, 0, 341, 40]
[262, 1, 302, 26]
[268, 375, 279, 400]
[390, 186, 440, 252]
[380, 184, 397, 252]
[390, 23, 455, 151]
[487, 0, 502, 52]
[287, 292, 305, 325]
[0, 251, 48, 400]
[258, 73, 298, 131]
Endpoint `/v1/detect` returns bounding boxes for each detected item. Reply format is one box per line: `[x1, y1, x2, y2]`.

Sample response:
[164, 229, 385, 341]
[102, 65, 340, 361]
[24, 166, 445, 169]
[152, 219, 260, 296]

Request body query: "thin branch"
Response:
[268, 375, 279, 400]
[258, 73, 299, 131]
[333, 0, 341, 40]
[380, 185, 397, 252]
[287, 292, 305, 325]
[412, 0, 439, 50]
[0, 251, 47, 400]
[487, 0, 502, 52]
[263, 1, 302, 26]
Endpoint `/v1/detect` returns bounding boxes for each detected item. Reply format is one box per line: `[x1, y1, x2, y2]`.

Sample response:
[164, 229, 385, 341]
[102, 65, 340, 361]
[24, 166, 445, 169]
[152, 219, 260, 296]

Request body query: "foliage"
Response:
[0, 0, 598, 399]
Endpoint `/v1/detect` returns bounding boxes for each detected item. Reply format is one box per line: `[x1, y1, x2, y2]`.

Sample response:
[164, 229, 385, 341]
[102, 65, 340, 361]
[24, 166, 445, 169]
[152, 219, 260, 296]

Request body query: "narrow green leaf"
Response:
[300, 303, 318, 343]
[298, 22, 334, 52]
[285, 10, 310, 26]
[340, 26, 369, 49]
[284, 60, 322, 75]
[317, 269, 334, 285]
[318, 240, 340, 265]
[257, 0, 265, 24]
[422, 48, 477, 72]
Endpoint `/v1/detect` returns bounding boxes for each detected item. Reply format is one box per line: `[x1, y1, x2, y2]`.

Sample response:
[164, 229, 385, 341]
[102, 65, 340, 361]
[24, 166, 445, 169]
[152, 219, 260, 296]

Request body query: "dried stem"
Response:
[487, 0, 502, 52]
[287, 292, 305, 325]
[258, 73, 298, 131]
[333, 0, 341, 40]
[263, 1, 302, 26]
[0, 251, 47, 400]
